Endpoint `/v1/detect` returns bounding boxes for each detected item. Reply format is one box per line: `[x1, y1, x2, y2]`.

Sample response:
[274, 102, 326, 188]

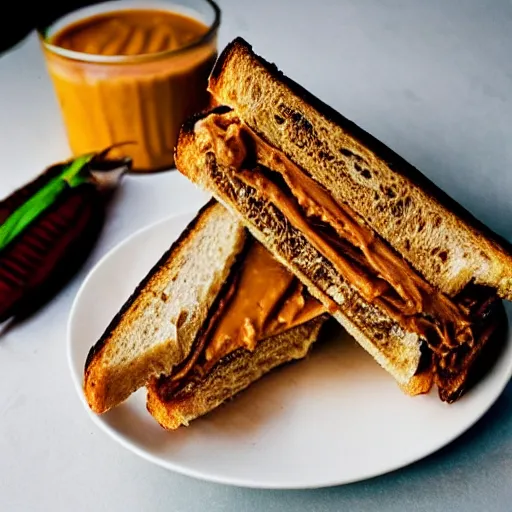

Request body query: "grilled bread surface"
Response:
[146, 315, 327, 430]
[208, 37, 512, 300]
[84, 200, 246, 413]
[175, 38, 512, 400]
[176, 121, 432, 395]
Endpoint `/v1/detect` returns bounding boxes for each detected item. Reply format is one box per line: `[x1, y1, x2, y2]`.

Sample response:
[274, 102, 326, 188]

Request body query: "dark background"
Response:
[1, 2, 101, 53]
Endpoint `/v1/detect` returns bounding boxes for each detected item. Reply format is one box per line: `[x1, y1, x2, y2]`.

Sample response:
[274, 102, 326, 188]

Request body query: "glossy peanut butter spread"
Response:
[194, 112, 497, 375]
[206, 241, 323, 361]
[167, 240, 324, 389]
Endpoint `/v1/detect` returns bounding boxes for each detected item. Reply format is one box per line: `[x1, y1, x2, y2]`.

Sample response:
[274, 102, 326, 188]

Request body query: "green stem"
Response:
[0, 154, 93, 251]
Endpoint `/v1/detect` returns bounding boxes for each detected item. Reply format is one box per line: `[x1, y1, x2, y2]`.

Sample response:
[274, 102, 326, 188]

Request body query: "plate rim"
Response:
[67, 209, 512, 489]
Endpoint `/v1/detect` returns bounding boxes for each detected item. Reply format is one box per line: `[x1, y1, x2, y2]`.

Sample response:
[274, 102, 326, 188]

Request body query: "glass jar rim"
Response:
[38, 0, 221, 64]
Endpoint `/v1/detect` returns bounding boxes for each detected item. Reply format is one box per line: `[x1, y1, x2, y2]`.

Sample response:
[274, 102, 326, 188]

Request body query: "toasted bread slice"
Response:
[176, 108, 506, 402]
[176, 118, 432, 396]
[175, 38, 510, 401]
[146, 315, 327, 430]
[207, 37, 512, 300]
[84, 200, 246, 414]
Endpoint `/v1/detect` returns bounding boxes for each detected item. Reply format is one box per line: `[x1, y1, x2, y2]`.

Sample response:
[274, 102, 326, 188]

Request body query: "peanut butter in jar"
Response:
[40, 1, 220, 172]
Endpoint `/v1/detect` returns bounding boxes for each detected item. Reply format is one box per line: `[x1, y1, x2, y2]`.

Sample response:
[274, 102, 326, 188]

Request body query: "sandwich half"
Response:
[175, 37, 510, 403]
[84, 200, 327, 428]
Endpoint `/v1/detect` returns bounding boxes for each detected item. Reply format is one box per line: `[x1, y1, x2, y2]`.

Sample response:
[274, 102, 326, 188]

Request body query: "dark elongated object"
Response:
[0, 150, 131, 323]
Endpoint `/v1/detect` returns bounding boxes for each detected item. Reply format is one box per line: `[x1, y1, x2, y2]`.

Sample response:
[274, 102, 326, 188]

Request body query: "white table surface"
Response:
[1, 0, 511, 510]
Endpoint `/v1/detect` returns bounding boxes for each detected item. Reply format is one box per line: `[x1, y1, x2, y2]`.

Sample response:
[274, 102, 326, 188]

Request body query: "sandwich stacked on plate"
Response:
[84, 200, 327, 428]
[84, 38, 512, 429]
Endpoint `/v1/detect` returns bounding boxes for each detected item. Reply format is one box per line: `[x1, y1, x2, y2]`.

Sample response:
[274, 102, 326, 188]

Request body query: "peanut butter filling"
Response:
[163, 240, 324, 392]
[194, 112, 498, 378]
[206, 241, 323, 362]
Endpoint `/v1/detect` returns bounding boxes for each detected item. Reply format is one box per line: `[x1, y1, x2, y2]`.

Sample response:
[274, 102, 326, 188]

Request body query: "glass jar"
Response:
[39, 0, 220, 172]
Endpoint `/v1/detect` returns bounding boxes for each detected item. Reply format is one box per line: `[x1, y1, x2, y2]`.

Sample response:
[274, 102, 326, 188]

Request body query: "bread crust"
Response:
[208, 38, 512, 300]
[84, 200, 247, 413]
[176, 124, 428, 391]
[84, 200, 215, 372]
[146, 315, 328, 430]
[176, 108, 507, 402]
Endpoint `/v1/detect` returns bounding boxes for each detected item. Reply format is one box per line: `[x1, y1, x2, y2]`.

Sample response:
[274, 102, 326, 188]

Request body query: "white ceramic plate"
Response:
[68, 210, 512, 489]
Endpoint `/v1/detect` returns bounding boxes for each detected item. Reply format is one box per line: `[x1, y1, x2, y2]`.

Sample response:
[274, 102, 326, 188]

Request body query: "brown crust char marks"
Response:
[175, 100, 508, 401]
[84, 200, 248, 414]
[201, 153, 425, 381]
[146, 315, 328, 430]
[153, 235, 253, 399]
[208, 38, 512, 300]
[84, 199, 217, 372]
[209, 38, 512, 253]
[209, 157, 504, 402]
